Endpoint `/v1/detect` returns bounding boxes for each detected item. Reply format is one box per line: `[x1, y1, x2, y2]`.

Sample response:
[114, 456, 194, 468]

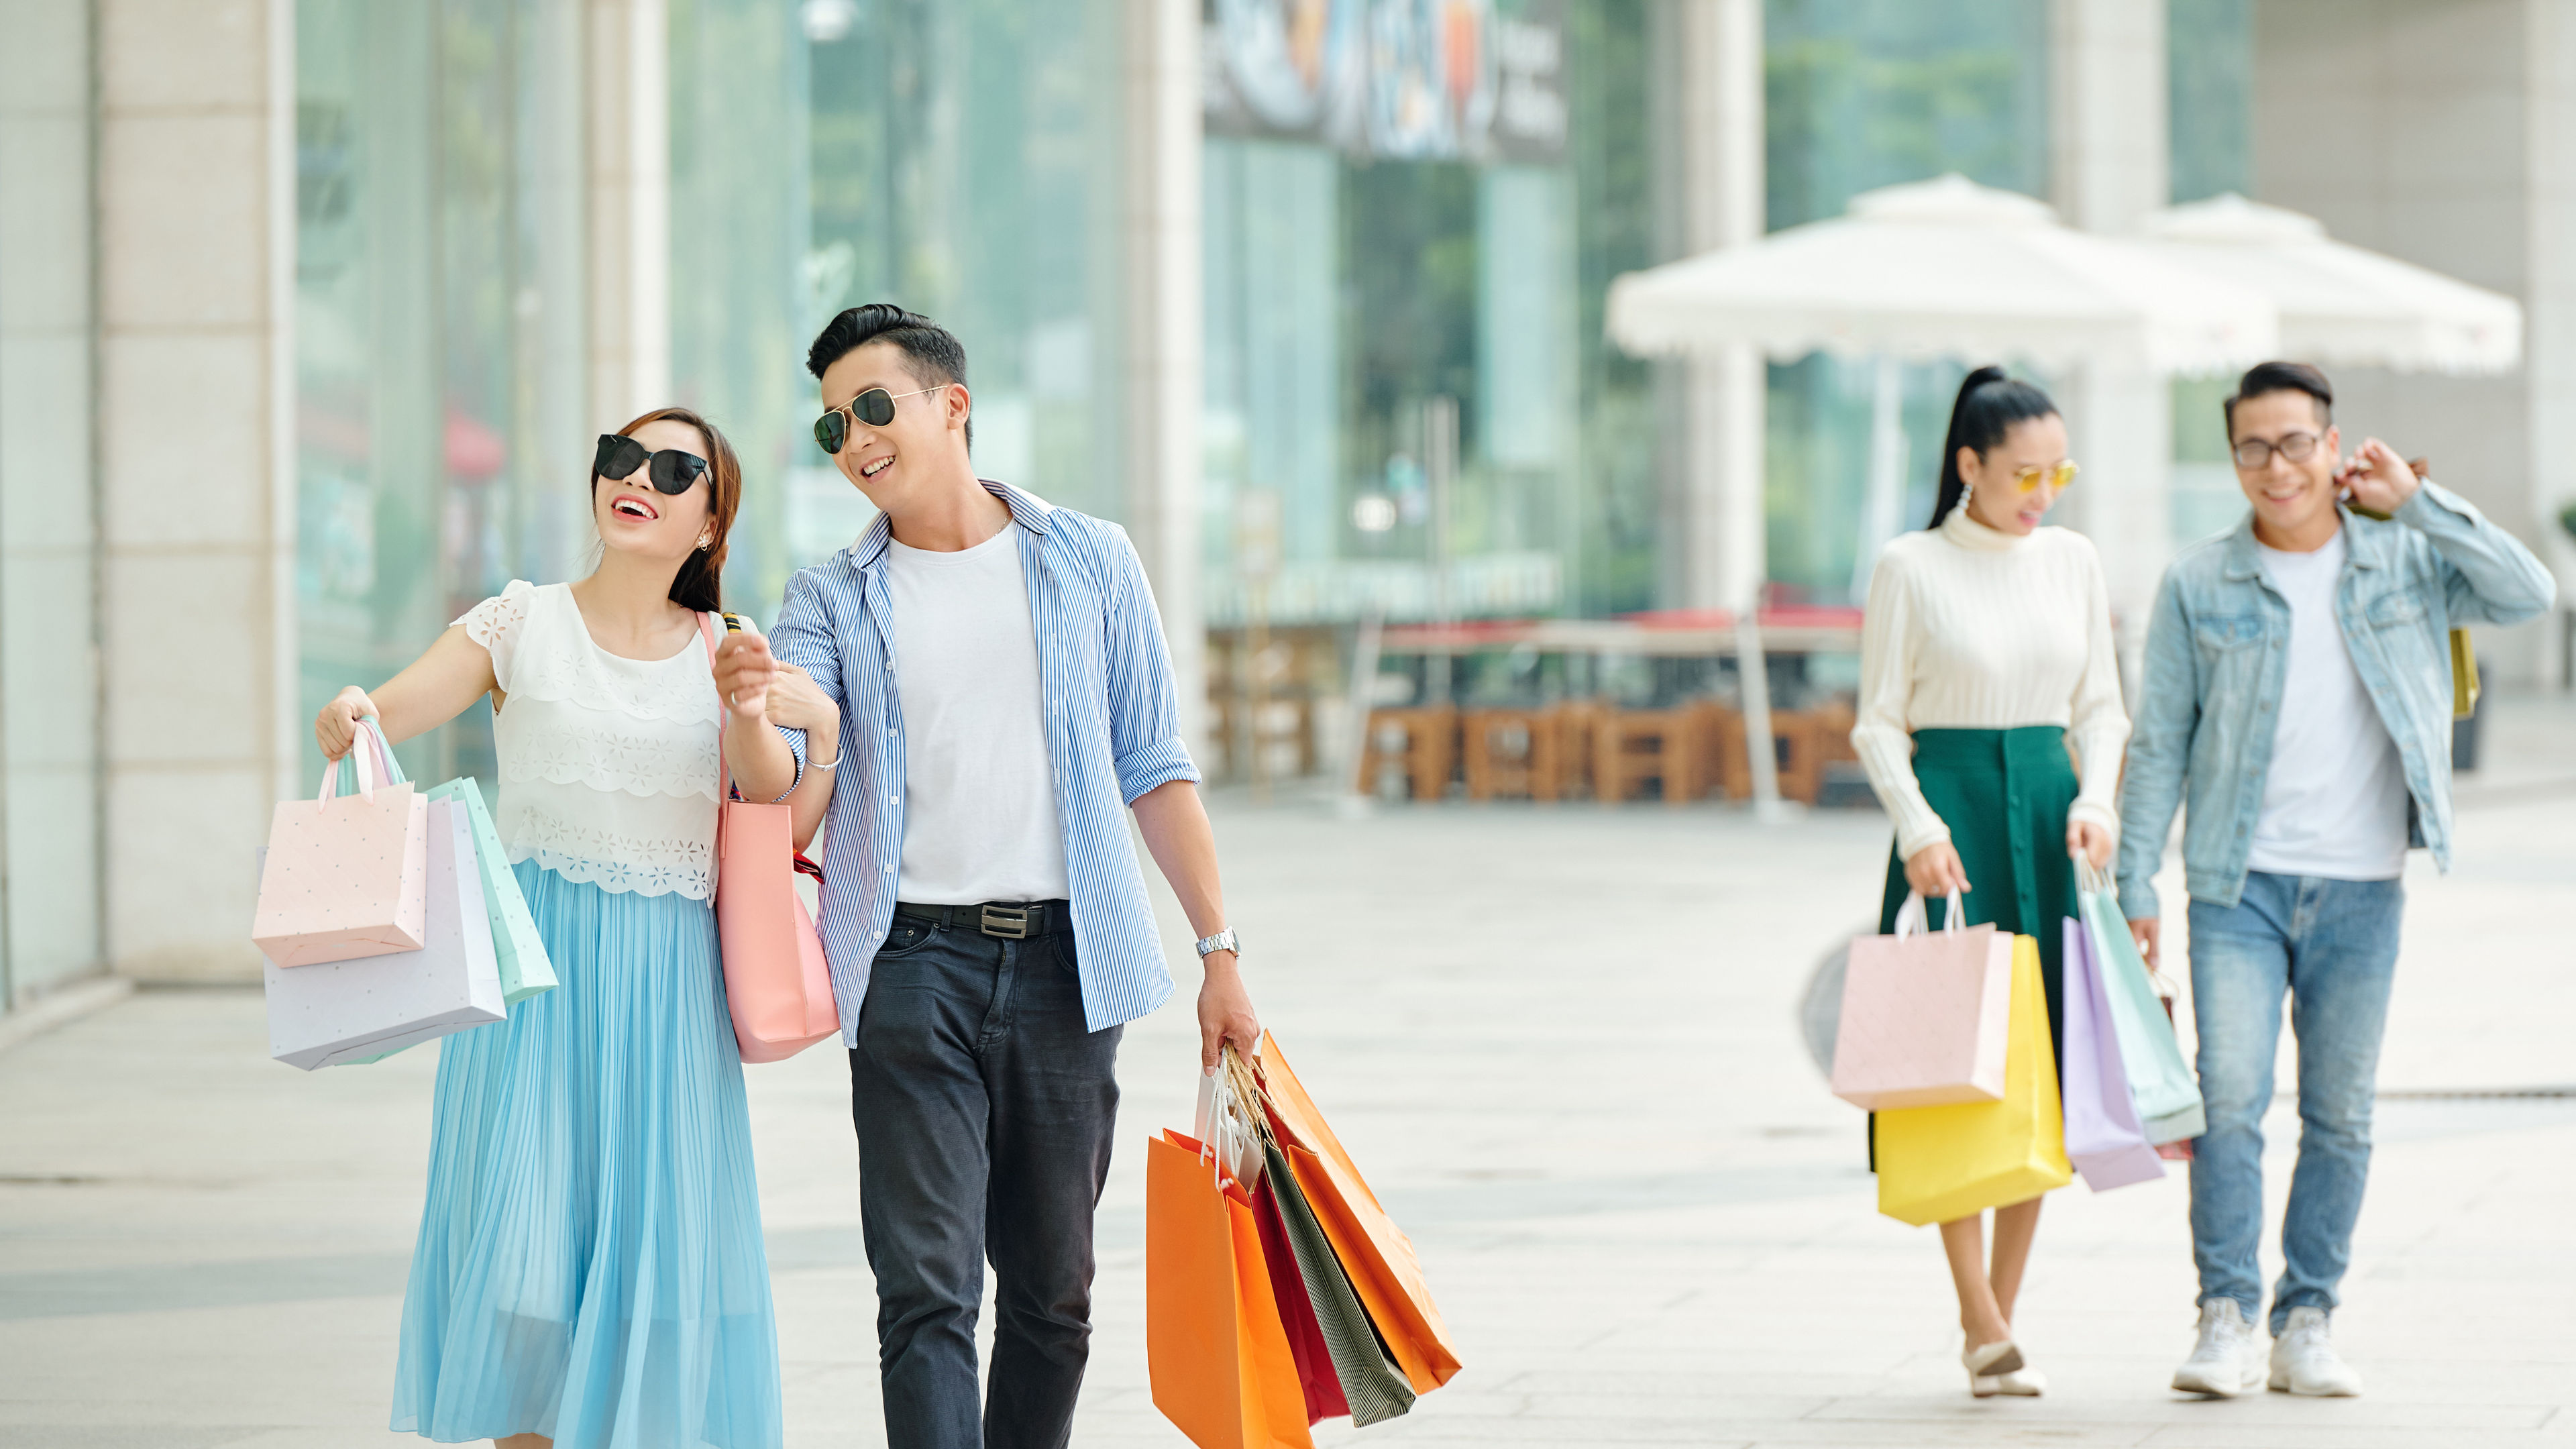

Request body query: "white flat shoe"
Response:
[1976, 1366, 2045, 1396]
[1964, 1338, 2024, 1395]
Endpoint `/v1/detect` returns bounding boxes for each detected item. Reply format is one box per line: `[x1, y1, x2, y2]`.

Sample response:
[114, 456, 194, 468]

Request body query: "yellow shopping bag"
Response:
[1874, 933, 2073, 1226]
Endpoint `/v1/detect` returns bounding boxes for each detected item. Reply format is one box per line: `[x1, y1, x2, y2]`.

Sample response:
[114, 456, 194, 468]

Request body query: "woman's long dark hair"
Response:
[1928, 366, 2059, 529]
[594, 405, 741, 614]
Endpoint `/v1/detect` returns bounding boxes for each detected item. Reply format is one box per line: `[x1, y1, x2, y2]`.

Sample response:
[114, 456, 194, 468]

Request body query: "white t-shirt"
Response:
[885, 523, 1071, 904]
[2247, 528, 2411, 880]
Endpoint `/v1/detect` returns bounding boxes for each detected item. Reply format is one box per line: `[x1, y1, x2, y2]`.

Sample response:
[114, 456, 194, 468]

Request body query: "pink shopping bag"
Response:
[702, 613, 840, 1063]
[1831, 890, 2012, 1110]
[251, 721, 428, 966]
[2059, 917, 2164, 1190]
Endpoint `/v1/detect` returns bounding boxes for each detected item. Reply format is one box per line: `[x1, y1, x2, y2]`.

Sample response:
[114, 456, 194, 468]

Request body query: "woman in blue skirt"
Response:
[1852, 368, 2131, 1399]
[315, 407, 810, 1448]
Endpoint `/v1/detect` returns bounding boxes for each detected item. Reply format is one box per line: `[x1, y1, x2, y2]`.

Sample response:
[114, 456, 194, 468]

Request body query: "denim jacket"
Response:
[2115, 480, 2556, 920]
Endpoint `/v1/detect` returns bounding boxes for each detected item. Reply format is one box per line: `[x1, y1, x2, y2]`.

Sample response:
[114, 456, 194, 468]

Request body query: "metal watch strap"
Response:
[1193, 928, 1240, 959]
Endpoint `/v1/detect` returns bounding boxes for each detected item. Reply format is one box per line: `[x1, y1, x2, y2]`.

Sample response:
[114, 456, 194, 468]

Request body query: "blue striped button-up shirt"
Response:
[769, 480, 1201, 1038]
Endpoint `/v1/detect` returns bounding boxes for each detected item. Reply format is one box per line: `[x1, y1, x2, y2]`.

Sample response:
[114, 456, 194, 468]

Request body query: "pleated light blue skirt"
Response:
[391, 861, 782, 1448]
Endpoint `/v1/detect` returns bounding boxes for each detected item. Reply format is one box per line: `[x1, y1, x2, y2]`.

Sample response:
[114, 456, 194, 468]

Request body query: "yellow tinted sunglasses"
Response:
[2010, 461, 2078, 493]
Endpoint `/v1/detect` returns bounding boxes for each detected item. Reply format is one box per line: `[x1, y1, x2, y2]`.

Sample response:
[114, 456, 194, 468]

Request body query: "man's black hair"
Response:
[2224, 360, 2333, 435]
[807, 303, 972, 449]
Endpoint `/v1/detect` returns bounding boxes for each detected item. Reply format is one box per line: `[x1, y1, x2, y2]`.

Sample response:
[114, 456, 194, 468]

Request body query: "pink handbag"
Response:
[702, 613, 841, 1062]
[252, 719, 429, 966]
[1831, 890, 2013, 1110]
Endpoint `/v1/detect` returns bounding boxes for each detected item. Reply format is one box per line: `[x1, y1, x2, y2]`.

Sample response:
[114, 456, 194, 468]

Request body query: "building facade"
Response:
[1, 0, 2569, 1002]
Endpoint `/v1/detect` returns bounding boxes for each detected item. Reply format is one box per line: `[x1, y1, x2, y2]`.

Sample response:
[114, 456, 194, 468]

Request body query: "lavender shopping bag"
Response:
[2059, 917, 2164, 1190]
[1831, 890, 2013, 1110]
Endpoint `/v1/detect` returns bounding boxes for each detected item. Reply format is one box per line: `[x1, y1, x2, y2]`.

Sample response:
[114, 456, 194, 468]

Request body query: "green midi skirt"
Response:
[1868, 726, 2080, 1169]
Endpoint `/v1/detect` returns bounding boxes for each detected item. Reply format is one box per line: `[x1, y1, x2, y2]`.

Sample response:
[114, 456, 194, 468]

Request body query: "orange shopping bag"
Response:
[1254, 1032, 1463, 1393]
[1146, 1129, 1313, 1449]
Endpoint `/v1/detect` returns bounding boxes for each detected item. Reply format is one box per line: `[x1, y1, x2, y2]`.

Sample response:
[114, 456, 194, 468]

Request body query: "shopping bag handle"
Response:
[1194, 1045, 1263, 1193]
[2076, 857, 2115, 896]
[1891, 887, 1966, 940]
[315, 715, 393, 806]
[318, 715, 411, 808]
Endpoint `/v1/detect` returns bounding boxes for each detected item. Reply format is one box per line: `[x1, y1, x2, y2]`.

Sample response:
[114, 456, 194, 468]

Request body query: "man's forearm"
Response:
[1131, 780, 1228, 941]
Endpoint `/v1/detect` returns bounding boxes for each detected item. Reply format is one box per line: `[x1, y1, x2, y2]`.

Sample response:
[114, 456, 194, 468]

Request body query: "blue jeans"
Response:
[851, 909, 1123, 1449]
[2187, 871, 2404, 1332]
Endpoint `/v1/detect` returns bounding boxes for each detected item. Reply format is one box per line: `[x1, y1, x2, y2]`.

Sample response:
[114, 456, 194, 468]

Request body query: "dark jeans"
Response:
[850, 909, 1122, 1449]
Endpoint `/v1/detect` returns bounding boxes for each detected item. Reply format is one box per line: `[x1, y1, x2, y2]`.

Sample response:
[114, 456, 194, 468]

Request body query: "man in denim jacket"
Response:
[2117, 362, 2554, 1401]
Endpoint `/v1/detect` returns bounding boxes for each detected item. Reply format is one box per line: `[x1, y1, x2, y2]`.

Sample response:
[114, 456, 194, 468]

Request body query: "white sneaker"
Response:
[2269, 1307, 2363, 1396]
[2173, 1298, 2267, 1397]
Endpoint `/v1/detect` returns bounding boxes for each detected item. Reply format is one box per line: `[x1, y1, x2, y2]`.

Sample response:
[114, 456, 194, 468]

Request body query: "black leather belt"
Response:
[893, 899, 1073, 941]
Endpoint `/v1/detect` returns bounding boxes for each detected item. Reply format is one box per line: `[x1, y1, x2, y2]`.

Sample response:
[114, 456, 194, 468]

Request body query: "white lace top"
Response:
[455, 580, 723, 899]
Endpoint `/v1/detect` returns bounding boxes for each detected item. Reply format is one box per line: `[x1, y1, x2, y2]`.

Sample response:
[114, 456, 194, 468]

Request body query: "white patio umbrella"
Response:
[1608, 174, 2280, 374]
[2135, 193, 2522, 374]
[1605, 174, 2280, 817]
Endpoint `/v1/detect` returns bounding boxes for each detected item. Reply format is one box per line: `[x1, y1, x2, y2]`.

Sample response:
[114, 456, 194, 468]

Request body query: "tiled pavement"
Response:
[4, 696, 2571, 1448]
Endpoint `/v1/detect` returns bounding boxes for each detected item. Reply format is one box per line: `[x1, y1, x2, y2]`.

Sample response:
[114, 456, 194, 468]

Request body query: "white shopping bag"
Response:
[260, 796, 506, 1071]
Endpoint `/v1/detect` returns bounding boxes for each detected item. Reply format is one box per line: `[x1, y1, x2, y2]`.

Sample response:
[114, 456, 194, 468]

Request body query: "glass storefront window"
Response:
[1762, 0, 2048, 604]
[294, 0, 589, 785]
[672, 0, 1132, 621]
[1201, 0, 1628, 629]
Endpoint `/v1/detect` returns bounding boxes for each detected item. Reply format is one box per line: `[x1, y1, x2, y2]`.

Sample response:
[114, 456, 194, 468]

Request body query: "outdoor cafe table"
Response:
[1377, 606, 1864, 660]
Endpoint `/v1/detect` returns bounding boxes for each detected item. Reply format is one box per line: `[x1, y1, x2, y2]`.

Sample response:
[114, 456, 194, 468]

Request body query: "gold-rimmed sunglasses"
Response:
[813, 385, 942, 455]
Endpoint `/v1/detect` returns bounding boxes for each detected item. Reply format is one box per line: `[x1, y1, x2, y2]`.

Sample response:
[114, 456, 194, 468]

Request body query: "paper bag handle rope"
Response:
[1890, 886, 1966, 941]
[313, 712, 405, 806]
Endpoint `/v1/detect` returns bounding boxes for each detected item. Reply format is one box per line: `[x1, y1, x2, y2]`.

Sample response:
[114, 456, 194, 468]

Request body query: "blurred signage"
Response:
[1202, 0, 1567, 164]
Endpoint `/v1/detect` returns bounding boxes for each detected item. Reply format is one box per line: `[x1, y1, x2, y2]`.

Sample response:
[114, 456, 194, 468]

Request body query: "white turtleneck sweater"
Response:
[1852, 506, 2131, 861]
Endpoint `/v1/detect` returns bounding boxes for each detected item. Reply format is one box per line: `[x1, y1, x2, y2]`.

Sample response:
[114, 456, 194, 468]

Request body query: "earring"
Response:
[697, 537, 712, 551]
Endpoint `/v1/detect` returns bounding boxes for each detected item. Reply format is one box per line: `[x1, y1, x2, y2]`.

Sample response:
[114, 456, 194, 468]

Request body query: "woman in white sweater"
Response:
[1853, 366, 2131, 1398]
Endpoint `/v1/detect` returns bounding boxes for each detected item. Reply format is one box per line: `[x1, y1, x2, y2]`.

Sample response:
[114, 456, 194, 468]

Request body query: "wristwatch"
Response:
[1193, 928, 1240, 960]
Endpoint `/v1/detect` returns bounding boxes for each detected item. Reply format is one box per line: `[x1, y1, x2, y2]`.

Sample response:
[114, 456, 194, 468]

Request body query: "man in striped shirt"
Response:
[725, 303, 1262, 1448]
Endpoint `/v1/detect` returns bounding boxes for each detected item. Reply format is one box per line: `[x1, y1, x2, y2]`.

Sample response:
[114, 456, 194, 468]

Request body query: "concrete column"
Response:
[1671, 0, 1763, 612]
[2251, 0, 2546, 684]
[588, 0, 669, 427]
[95, 0, 297, 980]
[2051, 0, 2167, 235]
[0, 0, 107, 1004]
[2527, 0, 2576, 684]
[2051, 0, 2171, 686]
[1122, 0, 1207, 751]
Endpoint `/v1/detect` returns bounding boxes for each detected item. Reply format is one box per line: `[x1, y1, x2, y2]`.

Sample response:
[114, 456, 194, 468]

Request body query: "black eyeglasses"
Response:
[594, 433, 710, 493]
[2232, 431, 2322, 470]
[814, 385, 939, 455]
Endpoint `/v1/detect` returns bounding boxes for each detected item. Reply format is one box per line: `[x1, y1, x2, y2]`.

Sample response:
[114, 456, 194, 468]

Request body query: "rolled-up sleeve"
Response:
[1101, 526, 1201, 804]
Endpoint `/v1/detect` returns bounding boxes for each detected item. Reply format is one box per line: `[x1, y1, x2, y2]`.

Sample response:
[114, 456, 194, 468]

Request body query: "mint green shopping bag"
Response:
[421, 775, 555, 1005]
[2076, 863, 2204, 1144]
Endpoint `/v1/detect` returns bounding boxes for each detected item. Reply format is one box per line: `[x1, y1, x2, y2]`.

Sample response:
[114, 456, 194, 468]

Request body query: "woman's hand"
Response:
[764, 662, 841, 752]
[2068, 818, 2114, 870]
[1903, 841, 1970, 898]
[315, 686, 381, 763]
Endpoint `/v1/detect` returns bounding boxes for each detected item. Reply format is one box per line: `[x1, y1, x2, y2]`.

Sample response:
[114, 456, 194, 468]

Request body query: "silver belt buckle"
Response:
[979, 904, 1031, 940]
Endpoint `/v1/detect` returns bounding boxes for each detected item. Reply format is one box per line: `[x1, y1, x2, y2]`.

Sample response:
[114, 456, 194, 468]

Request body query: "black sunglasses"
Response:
[593, 433, 710, 494]
[814, 385, 938, 455]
